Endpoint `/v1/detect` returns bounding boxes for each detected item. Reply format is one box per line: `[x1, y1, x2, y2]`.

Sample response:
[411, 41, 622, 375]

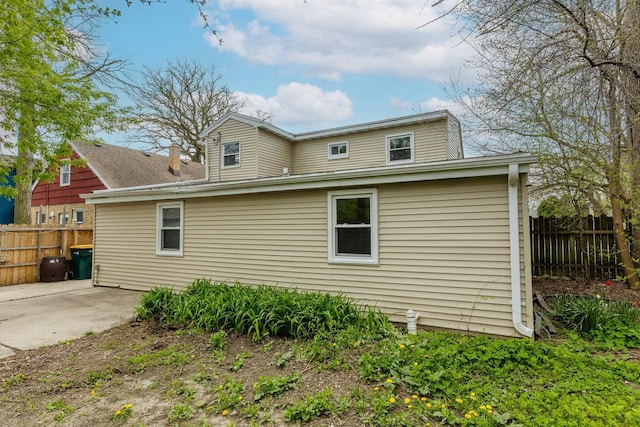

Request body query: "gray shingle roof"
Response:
[71, 141, 206, 189]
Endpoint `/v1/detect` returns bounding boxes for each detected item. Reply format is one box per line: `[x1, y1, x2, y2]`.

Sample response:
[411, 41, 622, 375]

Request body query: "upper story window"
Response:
[328, 141, 349, 159]
[156, 202, 183, 256]
[386, 132, 414, 165]
[222, 142, 240, 168]
[73, 209, 84, 224]
[60, 161, 71, 186]
[328, 189, 378, 265]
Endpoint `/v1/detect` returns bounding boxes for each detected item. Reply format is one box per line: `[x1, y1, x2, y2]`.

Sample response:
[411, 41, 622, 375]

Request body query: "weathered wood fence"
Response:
[530, 215, 629, 279]
[0, 224, 93, 286]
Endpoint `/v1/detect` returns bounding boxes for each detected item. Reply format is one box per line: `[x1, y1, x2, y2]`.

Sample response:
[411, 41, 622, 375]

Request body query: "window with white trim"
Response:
[58, 213, 69, 225]
[73, 209, 84, 224]
[60, 161, 71, 186]
[386, 132, 414, 164]
[157, 202, 184, 256]
[328, 141, 349, 159]
[222, 142, 240, 168]
[328, 189, 378, 264]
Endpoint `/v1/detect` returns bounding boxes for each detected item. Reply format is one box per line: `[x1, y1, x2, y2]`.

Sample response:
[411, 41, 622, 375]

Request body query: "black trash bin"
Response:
[70, 245, 93, 280]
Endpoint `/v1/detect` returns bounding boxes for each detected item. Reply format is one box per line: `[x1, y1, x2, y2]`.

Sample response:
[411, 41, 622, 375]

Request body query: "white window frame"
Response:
[72, 209, 84, 224]
[58, 213, 69, 225]
[221, 141, 240, 169]
[60, 160, 71, 187]
[327, 189, 378, 265]
[386, 132, 414, 165]
[156, 201, 184, 256]
[328, 141, 349, 159]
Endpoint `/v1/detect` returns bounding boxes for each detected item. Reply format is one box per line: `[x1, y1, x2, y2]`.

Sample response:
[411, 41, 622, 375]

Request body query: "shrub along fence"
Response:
[530, 215, 630, 279]
[0, 224, 93, 286]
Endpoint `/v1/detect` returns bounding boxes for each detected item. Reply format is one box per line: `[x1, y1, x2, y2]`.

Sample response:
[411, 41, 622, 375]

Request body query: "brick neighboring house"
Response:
[31, 141, 205, 226]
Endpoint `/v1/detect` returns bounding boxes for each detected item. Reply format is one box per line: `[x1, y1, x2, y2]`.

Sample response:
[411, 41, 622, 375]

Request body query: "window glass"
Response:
[223, 142, 240, 167]
[329, 142, 349, 159]
[60, 163, 71, 186]
[388, 135, 412, 162]
[329, 190, 377, 264]
[157, 203, 183, 255]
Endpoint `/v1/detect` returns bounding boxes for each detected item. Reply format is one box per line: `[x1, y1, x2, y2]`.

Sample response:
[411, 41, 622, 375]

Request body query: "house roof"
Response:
[70, 141, 206, 190]
[84, 152, 537, 205]
[202, 111, 457, 142]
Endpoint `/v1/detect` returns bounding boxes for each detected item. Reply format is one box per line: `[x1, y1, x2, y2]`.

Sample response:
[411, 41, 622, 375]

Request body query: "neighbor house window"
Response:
[58, 213, 69, 225]
[222, 142, 240, 168]
[73, 209, 84, 224]
[386, 132, 414, 164]
[60, 161, 71, 186]
[156, 202, 183, 256]
[328, 189, 378, 264]
[328, 141, 349, 159]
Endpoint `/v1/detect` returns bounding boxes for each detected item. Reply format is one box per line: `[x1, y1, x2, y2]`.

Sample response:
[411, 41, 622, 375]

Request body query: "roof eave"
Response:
[84, 153, 536, 205]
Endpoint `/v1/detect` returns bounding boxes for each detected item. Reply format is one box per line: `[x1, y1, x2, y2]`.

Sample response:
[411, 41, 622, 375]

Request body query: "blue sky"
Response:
[96, 0, 472, 133]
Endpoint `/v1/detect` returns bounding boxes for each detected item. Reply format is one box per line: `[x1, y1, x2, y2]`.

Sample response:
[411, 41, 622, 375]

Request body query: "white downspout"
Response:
[508, 164, 534, 337]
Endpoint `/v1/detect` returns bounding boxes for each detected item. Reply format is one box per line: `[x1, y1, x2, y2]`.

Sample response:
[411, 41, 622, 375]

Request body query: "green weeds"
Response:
[252, 372, 299, 401]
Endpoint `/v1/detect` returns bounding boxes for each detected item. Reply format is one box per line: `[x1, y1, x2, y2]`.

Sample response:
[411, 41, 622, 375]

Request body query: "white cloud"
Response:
[236, 82, 353, 129]
[205, 0, 472, 82]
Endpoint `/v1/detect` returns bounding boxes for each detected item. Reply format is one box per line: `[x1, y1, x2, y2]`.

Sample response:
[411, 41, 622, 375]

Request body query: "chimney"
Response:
[168, 142, 181, 176]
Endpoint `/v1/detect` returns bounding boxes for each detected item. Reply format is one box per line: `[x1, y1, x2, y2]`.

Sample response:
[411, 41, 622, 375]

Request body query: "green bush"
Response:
[552, 295, 640, 337]
[136, 279, 393, 342]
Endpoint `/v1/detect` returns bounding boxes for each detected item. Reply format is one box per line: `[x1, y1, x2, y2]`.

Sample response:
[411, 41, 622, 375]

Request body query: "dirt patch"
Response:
[533, 277, 640, 302]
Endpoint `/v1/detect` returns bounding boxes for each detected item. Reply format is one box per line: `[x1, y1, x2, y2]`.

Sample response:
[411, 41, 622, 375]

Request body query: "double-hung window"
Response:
[60, 161, 71, 186]
[328, 189, 378, 264]
[222, 142, 240, 168]
[386, 132, 414, 164]
[157, 202, 183, 256]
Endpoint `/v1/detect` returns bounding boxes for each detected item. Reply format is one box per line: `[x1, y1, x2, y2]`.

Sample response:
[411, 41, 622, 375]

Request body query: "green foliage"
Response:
[3, 374, 26, 390]
[283, 388, 337, 422]
[209, 376, 246, 412]
[46, 399, 75, 422]
[252, 372, 299, 401]
[127, 344, 193, 373]
[209, 331, 227, 351]
[167, 403, 195, 423]
[136, 279, 393, 342]
[553, 295, 640, 341]
[536, 195, 579, 218]
[229, 351, 252, 372]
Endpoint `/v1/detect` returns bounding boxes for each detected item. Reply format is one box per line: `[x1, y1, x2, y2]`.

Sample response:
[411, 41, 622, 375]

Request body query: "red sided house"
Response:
[31, 141, 205, 226]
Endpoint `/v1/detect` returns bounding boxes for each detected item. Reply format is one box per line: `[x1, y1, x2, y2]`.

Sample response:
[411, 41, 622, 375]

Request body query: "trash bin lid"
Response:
[70, 244, 93, 249]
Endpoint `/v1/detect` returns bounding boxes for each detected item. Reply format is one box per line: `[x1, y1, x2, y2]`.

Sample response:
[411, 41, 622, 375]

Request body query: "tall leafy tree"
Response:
[434, 0, 640, 288]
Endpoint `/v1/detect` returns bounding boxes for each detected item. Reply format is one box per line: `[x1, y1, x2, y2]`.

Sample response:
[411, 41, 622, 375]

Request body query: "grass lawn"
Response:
[1, 279, 639, 426]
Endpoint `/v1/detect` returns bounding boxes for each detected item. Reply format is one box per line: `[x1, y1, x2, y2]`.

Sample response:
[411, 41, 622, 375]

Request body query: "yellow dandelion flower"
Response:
[385, 378, 393, 383]
[90, 390, 96, 396]
[218, 385, 224, 390]
[479, 405, 486, 410]
[413, 362, 418, 366]
[206, 406, 213, 411]
[222, 409, 229, 416]
[470, 392, 476, 397]
[488, 409, 493, 414]
[374, 386, 380, 391]
[407, 404, 413, 409]
[410, 345, 415, 348]
[332, 342, 337, 347]
[389, 397, 396, 403]
[126, 404, 133, 409]
[412, 394, 418, 399]
[404, 398, 411, 404]
[441, 403, 446, 409]
[471, 395, 477, 401]
[238, 396, 243, 401]
[191, 354, 195, 359]
[465, 414, 472, 419]
[399, 344, 406, 349]
[455, 398, 463, 404]
[420, 397, 427, 402]
[426, 403, 432, 408]
[115, 410, 121, 416]
[486, 405, 493, 410]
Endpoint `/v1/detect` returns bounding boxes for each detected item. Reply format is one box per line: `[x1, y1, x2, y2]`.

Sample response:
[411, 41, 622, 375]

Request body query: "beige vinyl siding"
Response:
[93, 174, 531, 337]
[256, 128, 293, 178]
[207, 120, 258, 182]
[294, 120, 450, 174]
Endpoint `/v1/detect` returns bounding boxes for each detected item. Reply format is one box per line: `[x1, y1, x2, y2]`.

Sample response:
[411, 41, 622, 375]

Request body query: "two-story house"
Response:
[84, 111, 536, 338]
[31, 140, 205, 226]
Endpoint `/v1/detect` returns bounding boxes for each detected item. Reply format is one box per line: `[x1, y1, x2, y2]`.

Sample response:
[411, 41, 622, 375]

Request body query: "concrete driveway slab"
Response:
[0, 281, 143, 359]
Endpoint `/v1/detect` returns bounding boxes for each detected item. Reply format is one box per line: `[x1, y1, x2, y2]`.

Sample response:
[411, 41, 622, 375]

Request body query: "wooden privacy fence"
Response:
[0, 224, 93, 286]
[530, 215, 630, 279]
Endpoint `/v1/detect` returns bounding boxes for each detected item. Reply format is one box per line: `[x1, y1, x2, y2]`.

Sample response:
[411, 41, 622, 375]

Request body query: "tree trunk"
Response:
[13, 100, 36, 225]
[611, 196, 640, 289]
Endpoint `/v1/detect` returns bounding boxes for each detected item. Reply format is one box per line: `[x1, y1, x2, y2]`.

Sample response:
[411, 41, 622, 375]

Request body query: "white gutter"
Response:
[508, 163, 534, 338]
[83, 154, 536, 204]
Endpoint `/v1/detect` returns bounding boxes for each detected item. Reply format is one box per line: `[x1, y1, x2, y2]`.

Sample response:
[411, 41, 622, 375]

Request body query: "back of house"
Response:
[85, 111, 536, 338]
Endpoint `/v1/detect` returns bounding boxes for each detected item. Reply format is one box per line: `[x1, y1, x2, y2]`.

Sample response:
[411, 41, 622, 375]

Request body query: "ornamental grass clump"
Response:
[552, 294, 640, 338]
[136, 279, 392, 342]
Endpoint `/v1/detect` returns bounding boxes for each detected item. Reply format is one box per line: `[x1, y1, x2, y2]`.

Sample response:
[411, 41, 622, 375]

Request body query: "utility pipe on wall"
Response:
[508, 164, 534, 338]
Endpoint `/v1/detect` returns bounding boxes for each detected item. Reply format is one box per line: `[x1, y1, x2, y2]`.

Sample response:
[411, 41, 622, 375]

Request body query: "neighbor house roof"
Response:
[70, 140, 206, 190]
